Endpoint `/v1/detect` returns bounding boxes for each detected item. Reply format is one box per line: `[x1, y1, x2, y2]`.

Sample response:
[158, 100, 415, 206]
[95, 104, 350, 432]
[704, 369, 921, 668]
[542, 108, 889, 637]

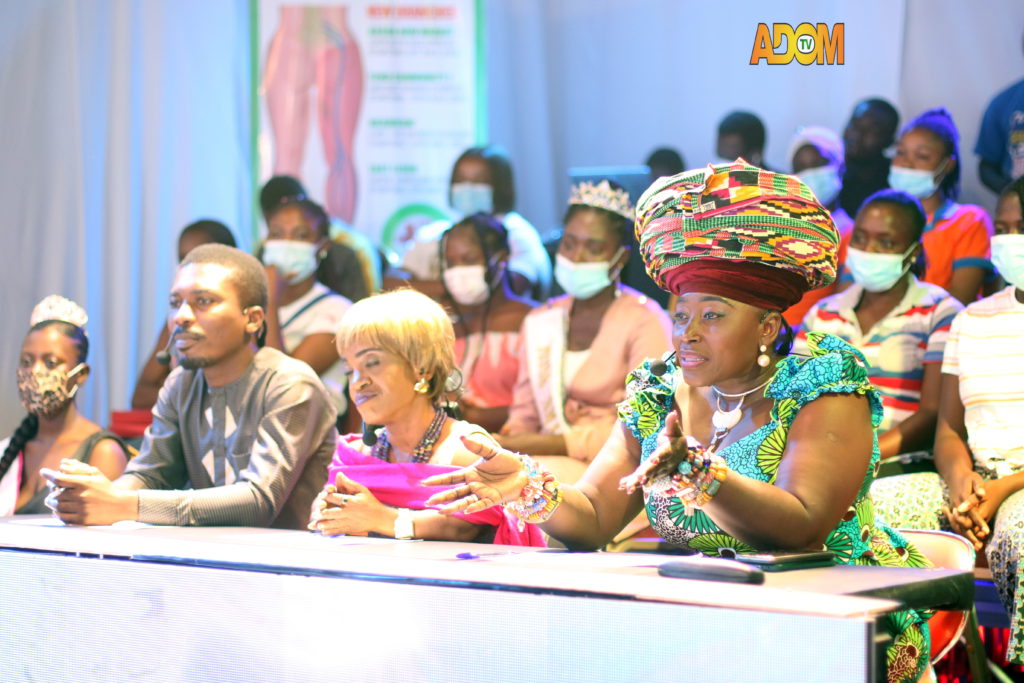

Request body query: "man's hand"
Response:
[41, 459, 139, 526]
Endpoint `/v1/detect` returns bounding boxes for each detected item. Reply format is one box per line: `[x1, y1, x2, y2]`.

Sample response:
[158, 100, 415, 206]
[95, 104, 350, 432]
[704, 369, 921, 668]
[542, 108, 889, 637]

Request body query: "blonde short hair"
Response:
[335, 289, 456, 402]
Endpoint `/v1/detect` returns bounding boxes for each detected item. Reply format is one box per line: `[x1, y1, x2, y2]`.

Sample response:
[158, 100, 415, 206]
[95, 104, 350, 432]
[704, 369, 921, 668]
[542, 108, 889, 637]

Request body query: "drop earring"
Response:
[414, 377, 430, 394]
[757, 344, 771, 368]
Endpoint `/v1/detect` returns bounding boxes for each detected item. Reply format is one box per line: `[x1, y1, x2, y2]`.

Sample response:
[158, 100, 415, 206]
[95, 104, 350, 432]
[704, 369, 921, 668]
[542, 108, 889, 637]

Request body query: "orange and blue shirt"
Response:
[796, 277, 964, 431]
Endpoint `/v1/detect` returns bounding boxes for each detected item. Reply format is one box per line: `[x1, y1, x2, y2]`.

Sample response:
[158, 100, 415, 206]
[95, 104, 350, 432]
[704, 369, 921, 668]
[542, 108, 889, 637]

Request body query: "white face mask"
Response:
[444, 264, 492, 306]
[845, 244, 917, 292]
[991, 234, 1024, 290]
[888, 160, 948, 199]
[796, 165, 842, 207]
[554, 249, 623, 300]
[263, 240, 320, 285]
[450, 182, 494, 217]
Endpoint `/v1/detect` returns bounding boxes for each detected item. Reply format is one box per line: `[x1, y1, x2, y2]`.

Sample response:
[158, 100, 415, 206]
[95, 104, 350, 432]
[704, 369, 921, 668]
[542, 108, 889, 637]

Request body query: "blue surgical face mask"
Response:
[554, 249, 623, 300]
[263, 239, 320, 285]
[796, 165, 842, 207]
[991, 234, 1024, 290]
[888, 160, 948, 199]
[450, 182, 494, 217]
[845, 244, 917, 292]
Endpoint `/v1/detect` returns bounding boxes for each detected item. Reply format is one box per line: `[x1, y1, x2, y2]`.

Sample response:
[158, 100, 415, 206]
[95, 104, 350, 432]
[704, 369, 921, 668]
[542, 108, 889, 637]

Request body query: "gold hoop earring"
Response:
[414, 378, 430, 394]
[757, 344, 771, 368]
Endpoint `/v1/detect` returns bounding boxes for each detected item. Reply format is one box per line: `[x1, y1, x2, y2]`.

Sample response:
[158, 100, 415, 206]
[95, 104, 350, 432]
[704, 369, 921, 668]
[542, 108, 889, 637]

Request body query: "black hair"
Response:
[1, 319, 89, 483]
[718, 111, 766, 154]
[180, 243, 269, 310]
[449, 146, 516, 214]
[646, 147, 686, 176]
[265, 196, 330, 238]
[999, 175, 1024, 213]
[902, 107, 961, 201]
[854, 98, 900, 147]
[439, 213, 512, 341]
[260, 175, 306, 217]
[859, 189, 928, 242]
[562, 179, 633, 249]
[179, 220, 237, 249]
[858, 189, 929, 277]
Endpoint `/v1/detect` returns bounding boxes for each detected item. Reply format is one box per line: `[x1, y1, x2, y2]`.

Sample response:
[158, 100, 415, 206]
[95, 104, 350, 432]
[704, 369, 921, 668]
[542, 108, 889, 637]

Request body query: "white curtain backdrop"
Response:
[0, 0, 1021, 436]
[0, 0, 254, 436]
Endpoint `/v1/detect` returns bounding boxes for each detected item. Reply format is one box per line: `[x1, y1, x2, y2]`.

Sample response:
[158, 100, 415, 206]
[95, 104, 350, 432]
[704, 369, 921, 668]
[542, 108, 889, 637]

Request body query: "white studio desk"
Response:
[0, 516, 970, 683]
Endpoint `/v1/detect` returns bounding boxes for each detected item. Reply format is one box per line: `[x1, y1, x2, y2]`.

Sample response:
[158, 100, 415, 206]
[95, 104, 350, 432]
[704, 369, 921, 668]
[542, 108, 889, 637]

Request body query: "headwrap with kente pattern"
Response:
[634, 159, 839, 309]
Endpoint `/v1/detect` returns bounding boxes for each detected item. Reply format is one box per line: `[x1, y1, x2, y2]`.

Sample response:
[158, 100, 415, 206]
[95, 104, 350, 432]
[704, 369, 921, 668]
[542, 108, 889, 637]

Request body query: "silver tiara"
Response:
[568, 180, 635, 221]
[30, 295, 88, 329]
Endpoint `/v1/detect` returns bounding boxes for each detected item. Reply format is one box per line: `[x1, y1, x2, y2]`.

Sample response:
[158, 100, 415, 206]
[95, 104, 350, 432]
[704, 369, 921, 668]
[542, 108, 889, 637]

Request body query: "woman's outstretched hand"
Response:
[422, 435, 529, 514]
[619, 411, 696, 494]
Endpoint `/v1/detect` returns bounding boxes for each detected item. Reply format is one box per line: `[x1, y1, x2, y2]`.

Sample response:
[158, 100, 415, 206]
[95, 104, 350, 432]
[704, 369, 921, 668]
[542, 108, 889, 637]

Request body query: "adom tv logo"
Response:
[749, 23, 844, 65]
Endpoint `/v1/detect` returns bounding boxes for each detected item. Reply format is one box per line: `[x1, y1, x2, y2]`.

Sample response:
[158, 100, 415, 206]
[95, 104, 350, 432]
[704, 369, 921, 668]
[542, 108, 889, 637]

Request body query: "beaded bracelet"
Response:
[504, 453, 564, 531]
[655, 449, 729, 514]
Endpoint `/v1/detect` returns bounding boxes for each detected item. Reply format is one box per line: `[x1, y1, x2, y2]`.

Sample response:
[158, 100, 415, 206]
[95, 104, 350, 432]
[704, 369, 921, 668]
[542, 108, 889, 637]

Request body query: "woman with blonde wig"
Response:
[309, 289, 542, 545]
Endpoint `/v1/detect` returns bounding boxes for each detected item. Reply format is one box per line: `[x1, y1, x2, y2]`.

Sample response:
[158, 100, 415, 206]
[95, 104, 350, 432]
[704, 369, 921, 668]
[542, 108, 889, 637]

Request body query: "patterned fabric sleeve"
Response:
[617, 354, 676, 444]
[767, 331, 883, 430]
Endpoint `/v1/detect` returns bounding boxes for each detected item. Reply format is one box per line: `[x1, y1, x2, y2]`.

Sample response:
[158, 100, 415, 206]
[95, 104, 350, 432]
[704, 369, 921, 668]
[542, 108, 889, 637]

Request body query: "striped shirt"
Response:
[796, 277, 963, 431]
[942, 286, 1024, 477]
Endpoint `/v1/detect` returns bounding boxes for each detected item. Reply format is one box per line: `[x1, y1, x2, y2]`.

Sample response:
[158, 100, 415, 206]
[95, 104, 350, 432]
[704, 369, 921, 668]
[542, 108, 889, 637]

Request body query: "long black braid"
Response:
[1, 320, 89, 482]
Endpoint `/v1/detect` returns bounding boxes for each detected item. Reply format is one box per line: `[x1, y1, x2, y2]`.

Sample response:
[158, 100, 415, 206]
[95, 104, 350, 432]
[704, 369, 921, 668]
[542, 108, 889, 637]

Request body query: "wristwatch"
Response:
[394, 508, 415, 540]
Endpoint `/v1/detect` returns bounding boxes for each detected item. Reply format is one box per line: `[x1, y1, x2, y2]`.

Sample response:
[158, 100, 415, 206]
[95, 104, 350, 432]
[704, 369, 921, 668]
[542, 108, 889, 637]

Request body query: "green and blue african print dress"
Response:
[618, 332, 931, 683]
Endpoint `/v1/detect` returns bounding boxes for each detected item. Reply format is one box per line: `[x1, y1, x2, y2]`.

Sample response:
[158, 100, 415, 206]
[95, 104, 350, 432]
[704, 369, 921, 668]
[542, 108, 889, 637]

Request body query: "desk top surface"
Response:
[0, 516, 969, 620]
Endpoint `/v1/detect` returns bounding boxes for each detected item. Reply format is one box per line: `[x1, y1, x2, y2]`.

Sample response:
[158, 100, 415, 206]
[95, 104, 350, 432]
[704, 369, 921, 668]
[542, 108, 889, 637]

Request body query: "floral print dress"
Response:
[618, 332, 931, 683]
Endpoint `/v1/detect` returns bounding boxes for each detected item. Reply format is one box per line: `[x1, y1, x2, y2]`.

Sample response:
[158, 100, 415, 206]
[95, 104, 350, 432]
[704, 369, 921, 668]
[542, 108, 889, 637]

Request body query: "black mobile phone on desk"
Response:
[658, 555, 765, 584]
[733, 550, 836, 571]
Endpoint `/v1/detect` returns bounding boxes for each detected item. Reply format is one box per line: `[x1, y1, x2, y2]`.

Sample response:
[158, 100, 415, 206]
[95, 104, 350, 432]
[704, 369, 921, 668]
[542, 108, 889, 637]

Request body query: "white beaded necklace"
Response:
[709, 376, 773, 445]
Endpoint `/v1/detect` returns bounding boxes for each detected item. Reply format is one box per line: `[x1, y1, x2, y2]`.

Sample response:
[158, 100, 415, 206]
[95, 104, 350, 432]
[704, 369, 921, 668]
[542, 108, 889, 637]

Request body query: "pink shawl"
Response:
[327, 438, 545, 547]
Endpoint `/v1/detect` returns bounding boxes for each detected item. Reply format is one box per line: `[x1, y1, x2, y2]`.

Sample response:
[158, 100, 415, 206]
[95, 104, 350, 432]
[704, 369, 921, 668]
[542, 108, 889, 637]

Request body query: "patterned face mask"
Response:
[17, 363, 84, 418]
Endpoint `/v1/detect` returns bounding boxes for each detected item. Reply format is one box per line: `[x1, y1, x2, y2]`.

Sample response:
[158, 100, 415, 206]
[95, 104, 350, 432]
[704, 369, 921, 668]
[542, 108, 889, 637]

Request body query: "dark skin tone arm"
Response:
[494, 432, 567, 456]
[262, 265, 341, 375]
[697, 394, 873, 549]
[460, 404, 508, 434]
[946, 266, 987, 307]
[130, 326, 171, 410]
[877, 361, 941, 458]
[934, 371, 988, 548]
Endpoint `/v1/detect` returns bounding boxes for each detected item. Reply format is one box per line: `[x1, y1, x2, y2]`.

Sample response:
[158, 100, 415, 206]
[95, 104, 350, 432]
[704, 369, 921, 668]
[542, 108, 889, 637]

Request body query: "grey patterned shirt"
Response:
[116, 347, 337, 529]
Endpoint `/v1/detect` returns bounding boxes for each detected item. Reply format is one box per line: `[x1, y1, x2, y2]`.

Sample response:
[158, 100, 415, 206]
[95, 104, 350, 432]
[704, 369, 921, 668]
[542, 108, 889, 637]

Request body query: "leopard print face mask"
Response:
[17, 363, 84, 418]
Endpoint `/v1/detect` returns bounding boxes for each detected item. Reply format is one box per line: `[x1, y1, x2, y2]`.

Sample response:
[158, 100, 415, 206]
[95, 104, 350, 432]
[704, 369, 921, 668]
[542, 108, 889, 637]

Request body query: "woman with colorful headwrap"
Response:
[422, 160, 932, 682]
[1, 296, 129, 515]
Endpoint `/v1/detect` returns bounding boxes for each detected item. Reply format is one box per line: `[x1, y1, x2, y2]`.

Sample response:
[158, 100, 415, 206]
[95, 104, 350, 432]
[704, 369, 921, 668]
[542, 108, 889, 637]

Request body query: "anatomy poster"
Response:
[257, 1, 482, 251]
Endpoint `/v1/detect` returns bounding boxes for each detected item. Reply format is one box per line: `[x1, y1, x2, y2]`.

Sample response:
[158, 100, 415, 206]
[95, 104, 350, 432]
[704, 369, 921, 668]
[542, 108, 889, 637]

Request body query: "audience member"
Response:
[716, 111, 771, 170]
[260, 175, 381, 296]
[798, 190, 963, 459]
[44, 245, 336, 529]
[871, 176, 1024, 667]
[397, 145, 551, 301]
[1, 296, 128, 515]
[975, 31, 1024, 193]
[889, 107, 994, 305]
[261, 194, 352, 418]
[839, 98, 899, 217]
[439, 214, 535, 433]
[785, 126, 855, 326]
[499, 180, 671, 473]
[645, 146, 686, 182]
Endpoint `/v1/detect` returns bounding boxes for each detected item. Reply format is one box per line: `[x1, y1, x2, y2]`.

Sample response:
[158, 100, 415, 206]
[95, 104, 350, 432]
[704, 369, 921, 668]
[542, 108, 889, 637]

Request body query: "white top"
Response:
[278, 282, 352, 414]
[401, 211, 552, 297]
[941, 286, 1024, 477]
[562, 349, 591, 388]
